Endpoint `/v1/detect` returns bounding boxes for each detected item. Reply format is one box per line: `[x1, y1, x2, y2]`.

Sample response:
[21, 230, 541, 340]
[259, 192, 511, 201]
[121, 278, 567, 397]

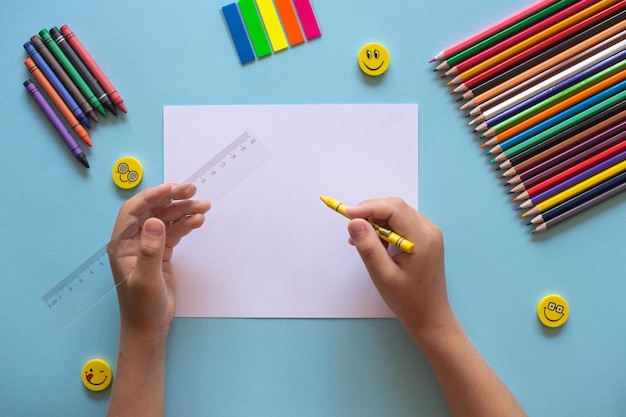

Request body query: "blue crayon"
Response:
[23, 41, 91, 129]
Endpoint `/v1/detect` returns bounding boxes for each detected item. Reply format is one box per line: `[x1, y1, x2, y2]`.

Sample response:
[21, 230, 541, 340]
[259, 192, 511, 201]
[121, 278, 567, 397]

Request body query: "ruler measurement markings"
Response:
[43, 131, 270, 327]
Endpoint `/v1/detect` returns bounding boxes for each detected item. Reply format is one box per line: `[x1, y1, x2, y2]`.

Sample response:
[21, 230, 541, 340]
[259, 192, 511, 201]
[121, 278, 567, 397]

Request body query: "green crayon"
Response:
[39, 28, 106, 117]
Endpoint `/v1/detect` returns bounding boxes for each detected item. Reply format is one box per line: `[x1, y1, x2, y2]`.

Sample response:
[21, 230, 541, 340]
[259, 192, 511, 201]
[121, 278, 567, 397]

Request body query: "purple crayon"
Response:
[24, 79, 89, 168]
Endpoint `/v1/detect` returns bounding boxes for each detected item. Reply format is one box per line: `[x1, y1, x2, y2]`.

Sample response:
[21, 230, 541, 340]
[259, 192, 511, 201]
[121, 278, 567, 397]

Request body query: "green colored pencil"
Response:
[491, 89, 626, 163]
[437, 0, 578, 70]
[492, 60, 626, 135]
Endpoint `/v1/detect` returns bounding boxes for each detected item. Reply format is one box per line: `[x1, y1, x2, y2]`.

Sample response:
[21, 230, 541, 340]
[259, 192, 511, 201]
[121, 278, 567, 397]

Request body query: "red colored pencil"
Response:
[449, 1, 626, 90]
[444, 0, 599, 77]
[505, 118, 626, 184]
[510, 130, 626, 193]
[514, 140, 626, 201]
[430, 0, 560, 62]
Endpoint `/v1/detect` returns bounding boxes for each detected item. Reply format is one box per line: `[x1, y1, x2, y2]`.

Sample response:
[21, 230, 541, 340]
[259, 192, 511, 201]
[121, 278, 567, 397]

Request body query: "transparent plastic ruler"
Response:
[42, 131, 271, 327]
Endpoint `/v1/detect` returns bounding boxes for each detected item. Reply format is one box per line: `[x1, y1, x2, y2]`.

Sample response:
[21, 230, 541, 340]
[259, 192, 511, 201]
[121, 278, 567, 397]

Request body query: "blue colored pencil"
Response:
[529, 170, 626, 225]
[531, 172, 626, 233]
[489, 79, 626, 154]
[480, 49, 626, 131]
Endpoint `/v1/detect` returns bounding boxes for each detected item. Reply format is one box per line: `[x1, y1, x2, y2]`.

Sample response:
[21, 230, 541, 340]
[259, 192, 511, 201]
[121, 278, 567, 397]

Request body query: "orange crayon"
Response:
[25, 58, 92, 147]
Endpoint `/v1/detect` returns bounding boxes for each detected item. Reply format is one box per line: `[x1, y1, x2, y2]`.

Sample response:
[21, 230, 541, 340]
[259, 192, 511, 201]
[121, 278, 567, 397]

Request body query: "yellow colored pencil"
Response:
[522, 159, 626, 217]
[320, 195, 415, 253]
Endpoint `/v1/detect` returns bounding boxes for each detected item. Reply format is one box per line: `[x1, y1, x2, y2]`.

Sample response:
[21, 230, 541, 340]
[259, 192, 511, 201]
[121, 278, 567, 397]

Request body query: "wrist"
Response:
[401, 308, 462, 352]
[119, 323, 170, 351]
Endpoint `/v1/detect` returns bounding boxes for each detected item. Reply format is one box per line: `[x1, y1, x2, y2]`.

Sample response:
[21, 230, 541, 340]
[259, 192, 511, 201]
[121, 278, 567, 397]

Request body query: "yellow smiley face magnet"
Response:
[537, 294, 569, 328]
[81, 358, 112, 391]
[358, 43, 390, 76]
[112, 157, 143, 189]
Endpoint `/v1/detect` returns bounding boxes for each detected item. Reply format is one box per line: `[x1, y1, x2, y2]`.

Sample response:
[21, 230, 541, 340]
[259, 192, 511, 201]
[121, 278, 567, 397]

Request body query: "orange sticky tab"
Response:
[274, 0, 304, 46]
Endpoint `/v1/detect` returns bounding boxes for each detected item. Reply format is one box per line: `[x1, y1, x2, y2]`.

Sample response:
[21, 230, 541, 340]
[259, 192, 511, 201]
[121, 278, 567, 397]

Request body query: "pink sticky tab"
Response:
[293, 0, 321, 39]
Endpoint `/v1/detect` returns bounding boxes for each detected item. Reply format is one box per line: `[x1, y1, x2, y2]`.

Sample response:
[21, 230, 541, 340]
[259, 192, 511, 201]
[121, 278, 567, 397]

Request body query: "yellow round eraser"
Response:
[358, 43, 390, 76]
[112, 157, 143, 189]
[81, 358, 112, 391]
[537, 294, 569, 328]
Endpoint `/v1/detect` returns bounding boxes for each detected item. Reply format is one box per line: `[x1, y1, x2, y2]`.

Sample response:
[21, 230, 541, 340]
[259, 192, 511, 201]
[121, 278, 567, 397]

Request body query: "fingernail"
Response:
[348, 220, 368, 239]
[144, 219, 164, 237]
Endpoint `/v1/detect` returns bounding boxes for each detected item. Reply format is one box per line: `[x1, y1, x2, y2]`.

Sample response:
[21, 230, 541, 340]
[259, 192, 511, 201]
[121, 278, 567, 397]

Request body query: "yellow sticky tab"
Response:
[112, 157, 143, 189]
[537, 294, 569, 328]
[256, 0, 289, 52]
[81, 359, 112, 392]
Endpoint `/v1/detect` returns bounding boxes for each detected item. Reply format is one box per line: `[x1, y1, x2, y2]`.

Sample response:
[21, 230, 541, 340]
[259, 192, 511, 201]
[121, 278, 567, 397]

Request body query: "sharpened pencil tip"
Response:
[515, 206, 521, 211]
[486, 151, 491, 155]
[455, 96, 463, 102]
[450, 90, 456, 95]
[526, 221, 532, 226]
[440, 74, 447, 79]
[429, 58, 436, 63]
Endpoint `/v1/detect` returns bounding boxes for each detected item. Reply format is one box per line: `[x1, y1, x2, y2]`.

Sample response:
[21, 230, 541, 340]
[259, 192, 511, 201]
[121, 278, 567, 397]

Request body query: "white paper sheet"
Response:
[164, 104, 418, 317]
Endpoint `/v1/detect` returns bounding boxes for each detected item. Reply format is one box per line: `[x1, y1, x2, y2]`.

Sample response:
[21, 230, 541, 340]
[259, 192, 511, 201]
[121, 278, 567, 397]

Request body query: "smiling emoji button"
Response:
[358, 43, 390, 76]
[537, 294, 569, 328]
[82, 358, 112, 392]
[112, 156, 143, 189]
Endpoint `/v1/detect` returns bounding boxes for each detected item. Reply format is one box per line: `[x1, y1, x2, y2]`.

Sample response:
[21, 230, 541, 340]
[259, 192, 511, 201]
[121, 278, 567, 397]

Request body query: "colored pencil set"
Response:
[22, 24, 127, 169]
[430, 0, 626, 234]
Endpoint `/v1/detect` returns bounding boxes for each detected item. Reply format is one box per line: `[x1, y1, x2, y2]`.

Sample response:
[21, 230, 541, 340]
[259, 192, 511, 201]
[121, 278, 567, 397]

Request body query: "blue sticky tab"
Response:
[222, 3, 256, 64]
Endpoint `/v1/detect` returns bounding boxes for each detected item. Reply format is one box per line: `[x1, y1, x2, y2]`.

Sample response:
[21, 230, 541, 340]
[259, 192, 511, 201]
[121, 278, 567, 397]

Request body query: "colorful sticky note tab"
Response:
[238, 0, 272, 58]
[274, 0, 304, 46]
[222, 3, 256, 64]
[293, 0, 321, 40]
[256, 0, 289, 52]
[221, 0, 321, 64]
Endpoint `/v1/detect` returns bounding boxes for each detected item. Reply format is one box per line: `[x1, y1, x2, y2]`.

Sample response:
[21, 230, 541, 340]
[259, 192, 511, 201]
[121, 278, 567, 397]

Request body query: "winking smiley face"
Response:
[81, 358, 112, 391]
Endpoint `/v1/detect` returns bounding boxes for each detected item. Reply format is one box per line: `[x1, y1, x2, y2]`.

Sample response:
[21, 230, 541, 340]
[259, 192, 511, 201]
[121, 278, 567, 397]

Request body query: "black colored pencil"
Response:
[462, 10, 626, 99]
[532, 176, 626, 233]
[499, 101, 626, 169]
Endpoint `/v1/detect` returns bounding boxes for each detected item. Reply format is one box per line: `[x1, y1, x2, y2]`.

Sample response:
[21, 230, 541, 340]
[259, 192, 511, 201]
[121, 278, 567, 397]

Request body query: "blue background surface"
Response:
[1, 1, 625, 416]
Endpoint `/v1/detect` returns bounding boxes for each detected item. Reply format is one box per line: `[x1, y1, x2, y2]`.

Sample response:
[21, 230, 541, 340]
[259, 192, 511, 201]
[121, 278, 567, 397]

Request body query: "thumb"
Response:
[348, 219, 396, 280]
[134, 217, 166, 281]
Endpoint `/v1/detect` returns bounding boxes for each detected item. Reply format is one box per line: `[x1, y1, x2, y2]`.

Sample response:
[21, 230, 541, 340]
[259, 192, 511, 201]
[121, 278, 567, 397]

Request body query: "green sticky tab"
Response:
[238, 0, 272, 58]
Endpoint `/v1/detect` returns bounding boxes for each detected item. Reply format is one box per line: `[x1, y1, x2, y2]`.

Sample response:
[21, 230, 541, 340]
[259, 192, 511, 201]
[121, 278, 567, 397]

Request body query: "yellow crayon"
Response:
[320, 195, 414, 254]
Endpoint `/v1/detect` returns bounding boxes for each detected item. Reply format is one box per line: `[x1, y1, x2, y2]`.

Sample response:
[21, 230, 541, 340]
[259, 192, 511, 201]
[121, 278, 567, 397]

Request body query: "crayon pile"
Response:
[22, 25, 127, 169]
[222, 0, 321, 65]
[431, 0, 626, 234]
